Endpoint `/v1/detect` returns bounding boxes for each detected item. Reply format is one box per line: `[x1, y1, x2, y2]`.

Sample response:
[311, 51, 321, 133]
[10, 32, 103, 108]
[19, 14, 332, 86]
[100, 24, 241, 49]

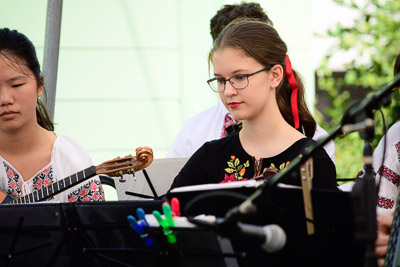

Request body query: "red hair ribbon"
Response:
[284, 55, 300, 130]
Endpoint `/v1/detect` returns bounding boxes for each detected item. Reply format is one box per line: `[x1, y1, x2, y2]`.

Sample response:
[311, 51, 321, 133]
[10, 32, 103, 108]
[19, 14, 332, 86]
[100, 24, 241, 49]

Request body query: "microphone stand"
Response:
[224, 72, 400, 267]
[338, 72, 398, 267]
[351, 112, 377, 267]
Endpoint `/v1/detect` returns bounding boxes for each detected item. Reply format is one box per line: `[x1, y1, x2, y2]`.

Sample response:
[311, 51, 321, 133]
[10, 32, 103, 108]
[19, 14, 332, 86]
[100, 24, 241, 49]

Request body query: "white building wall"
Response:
[0, 0, 349, 164]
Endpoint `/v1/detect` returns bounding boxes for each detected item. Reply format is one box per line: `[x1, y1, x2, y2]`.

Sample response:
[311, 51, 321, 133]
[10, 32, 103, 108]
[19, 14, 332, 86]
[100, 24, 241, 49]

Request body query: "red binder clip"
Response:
[171, 197, 181, 217]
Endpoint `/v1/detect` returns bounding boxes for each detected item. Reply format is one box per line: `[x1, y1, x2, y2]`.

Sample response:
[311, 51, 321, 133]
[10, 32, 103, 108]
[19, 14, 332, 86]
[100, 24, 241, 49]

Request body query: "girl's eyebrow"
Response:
[214, 69, 247, 76]
[7, 75, 26, 82]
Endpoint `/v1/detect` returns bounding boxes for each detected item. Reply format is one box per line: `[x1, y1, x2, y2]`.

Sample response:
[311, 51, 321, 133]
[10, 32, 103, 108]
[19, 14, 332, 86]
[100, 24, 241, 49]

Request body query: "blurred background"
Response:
[1, 0, 399, 192]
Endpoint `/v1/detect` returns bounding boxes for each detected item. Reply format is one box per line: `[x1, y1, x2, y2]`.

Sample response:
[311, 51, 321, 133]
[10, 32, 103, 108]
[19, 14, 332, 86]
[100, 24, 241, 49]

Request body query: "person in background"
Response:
[170, 20, 337, 190]
[372, 51, 400, 217]
[0, 28, 104, 203]
[167, 2, 335, 163]
[374, 49, 400, 267]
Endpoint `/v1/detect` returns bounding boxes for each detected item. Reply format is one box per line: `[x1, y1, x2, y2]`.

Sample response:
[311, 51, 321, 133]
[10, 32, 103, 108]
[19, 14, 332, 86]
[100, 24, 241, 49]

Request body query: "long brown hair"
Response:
[209, 20, 316, 137]
[0, 28, 54, 131]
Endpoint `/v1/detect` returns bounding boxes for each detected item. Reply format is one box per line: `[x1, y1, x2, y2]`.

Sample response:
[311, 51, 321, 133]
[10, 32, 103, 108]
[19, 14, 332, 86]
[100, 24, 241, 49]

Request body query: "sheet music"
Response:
[170, 179, 264, 193]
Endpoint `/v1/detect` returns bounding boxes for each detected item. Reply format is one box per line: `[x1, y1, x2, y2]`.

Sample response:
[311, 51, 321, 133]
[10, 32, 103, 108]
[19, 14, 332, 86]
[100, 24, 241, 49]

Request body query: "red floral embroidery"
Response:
[68, 179, 104, 202]
[7, 170, 14, 178]
[44, 177, 52, 186]
[221, 174, 236, 183]
[221, 113, 235, 138]
[33, 166, 54, 194]
[4, 162, 22, 198]
[79, 188, 88, 196]
[10, 181, 17, 188]
[35, 180, 43, 189]
[221, 174, 249, 183]
[377, 196, 394, 210]
[378, 166, 400, 186]
[90, 182, 98, 191]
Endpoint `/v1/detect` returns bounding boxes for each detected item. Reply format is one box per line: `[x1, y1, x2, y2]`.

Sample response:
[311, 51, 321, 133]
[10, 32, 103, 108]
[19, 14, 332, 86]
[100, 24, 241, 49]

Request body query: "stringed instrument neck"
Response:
[3, 166, 97, 205]
[0, 146, 153, 205]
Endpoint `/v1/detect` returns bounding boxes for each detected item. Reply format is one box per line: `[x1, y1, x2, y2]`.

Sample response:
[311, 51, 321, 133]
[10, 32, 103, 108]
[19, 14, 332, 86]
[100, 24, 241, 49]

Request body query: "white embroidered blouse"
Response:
[0, 134, 104, 203]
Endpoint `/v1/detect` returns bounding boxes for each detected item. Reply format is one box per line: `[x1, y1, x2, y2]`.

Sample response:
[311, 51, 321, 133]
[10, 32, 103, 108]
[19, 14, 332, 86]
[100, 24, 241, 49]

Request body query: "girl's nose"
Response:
[223, 80, 237, 96]
[0, 88, 14, 106]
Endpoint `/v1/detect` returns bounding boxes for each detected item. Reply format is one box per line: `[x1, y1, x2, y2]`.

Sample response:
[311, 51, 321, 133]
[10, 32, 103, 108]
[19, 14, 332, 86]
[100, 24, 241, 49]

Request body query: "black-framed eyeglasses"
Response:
[207, 66, 272, 93]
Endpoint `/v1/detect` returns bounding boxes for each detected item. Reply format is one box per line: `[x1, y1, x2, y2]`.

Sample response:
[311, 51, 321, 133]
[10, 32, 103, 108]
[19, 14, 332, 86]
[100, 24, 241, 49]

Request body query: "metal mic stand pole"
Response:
[351, 113, 377, 267]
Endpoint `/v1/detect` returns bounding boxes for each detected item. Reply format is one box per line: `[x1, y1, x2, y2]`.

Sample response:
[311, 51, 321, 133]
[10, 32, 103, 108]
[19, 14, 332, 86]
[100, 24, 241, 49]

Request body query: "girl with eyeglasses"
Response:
[170, 20, 338, 190]
[0, 28, 104, 203]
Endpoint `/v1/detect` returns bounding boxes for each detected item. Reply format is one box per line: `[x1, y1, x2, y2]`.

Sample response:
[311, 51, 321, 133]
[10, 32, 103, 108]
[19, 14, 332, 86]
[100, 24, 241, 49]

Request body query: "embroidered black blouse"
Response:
[170, 132, 338, 190]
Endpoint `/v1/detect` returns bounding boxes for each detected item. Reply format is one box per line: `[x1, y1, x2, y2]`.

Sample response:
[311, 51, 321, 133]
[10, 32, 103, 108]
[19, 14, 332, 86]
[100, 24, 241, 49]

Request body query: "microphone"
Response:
[237, 222, 286, 253]
[188, 215, 286, 253]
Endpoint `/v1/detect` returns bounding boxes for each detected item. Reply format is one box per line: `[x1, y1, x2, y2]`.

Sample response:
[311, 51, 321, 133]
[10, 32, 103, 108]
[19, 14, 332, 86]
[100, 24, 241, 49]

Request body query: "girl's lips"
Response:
[0, 111, 17, 119]
[229, 102, 241, 108]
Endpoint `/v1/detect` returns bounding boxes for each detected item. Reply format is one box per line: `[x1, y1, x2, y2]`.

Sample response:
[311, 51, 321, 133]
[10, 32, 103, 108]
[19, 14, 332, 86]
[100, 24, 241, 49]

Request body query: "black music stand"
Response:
[168, 184, 366, 267]
[0, 201, 239, 267]
[0, 203, 69, 267]
[125, 169, 161, 199]
[121, 157, 188, 200]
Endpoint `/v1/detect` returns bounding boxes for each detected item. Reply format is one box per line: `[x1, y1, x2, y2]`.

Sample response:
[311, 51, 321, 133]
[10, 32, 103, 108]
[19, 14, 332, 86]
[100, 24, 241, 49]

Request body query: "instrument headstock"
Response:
[95, 146, 153, 177]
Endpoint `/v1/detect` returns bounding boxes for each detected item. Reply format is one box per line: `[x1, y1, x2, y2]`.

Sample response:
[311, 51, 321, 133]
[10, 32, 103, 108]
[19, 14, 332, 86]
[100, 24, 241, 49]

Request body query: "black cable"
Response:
[375, 107, 387, 198]
[184, 190, 248, 217]
[184, 188, 324, 231]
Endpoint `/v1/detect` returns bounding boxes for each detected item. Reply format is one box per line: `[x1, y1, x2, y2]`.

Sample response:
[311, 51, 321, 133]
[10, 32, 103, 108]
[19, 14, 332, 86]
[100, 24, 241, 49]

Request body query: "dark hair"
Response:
[209, 20, 316, 137]
[0, 28, 54, 131]
[210, 2, 273, 42]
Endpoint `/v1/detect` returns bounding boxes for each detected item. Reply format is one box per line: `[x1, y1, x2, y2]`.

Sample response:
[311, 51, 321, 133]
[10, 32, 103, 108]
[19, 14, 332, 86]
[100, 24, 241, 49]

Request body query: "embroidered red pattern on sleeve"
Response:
[376, 141, 400, 210]
[68, 179, 105, 202]
[4, 162, 23, 199]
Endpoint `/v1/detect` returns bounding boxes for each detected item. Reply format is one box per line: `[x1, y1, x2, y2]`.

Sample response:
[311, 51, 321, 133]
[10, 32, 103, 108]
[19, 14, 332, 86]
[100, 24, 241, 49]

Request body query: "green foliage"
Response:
[334, 133, 363, 183]
[316, 0, 400, 178]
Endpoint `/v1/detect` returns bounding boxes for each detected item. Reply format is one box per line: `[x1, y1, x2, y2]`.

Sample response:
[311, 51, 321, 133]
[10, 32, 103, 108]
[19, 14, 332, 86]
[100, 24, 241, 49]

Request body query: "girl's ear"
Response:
[270, 64, 283, 88]
[37, 75, 44, 98]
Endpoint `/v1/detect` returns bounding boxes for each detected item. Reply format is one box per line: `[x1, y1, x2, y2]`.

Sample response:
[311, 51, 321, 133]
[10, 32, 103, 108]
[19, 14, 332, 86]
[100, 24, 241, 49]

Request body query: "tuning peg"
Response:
[118, 171, 126, 183]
